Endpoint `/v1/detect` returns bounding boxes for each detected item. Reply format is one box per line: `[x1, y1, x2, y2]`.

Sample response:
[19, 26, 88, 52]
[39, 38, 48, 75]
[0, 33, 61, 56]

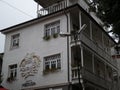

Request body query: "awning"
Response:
[0, 88, 8, 90]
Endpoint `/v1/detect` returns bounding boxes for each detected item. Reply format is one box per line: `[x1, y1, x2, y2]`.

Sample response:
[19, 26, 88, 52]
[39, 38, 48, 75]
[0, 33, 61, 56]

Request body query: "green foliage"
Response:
[43, 68, 58, 75]
[43, 35, 51, 41]
[88, 0, 120, 43]
[53, 33, 58, 38]
[43, 33, 59, 41]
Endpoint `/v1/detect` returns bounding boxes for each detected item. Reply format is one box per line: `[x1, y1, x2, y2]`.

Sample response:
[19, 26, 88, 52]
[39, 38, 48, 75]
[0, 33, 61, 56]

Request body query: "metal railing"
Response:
[37, 0, 67, 17]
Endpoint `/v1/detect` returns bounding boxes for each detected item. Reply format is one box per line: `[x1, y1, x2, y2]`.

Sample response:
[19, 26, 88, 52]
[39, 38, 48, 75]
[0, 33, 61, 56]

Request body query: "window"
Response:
[44, 21, 60, 37]
[7, 64, 17, 82]
[8, 64, 17, 78]
[44, 54, 61, 72]
[11, 34, 20, 49]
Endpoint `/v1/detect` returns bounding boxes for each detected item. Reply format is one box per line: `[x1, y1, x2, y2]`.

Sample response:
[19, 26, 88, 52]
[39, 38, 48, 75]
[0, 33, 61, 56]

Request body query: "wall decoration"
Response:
[20, 53, 41, 79]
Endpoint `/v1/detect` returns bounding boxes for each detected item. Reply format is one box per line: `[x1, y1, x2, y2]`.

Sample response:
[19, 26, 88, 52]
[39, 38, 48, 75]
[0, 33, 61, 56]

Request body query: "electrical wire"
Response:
[0, 0, 34, 18]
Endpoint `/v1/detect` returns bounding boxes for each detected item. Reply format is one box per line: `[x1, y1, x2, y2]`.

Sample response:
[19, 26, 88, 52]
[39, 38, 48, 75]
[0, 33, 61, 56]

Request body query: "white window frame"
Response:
[44, 20, 60, 37]
[8, 64, 17, 78]
[11, 33, 20, 49]
[44, 54, 61, 71]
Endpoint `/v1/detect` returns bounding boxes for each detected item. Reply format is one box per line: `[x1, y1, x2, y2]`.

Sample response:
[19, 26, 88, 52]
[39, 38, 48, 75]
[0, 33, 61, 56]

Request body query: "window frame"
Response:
[10, 33, 20, 49]
[44, 20, 60, 37]
[8, 64, 17, 79]
[43, 53, 61, 71]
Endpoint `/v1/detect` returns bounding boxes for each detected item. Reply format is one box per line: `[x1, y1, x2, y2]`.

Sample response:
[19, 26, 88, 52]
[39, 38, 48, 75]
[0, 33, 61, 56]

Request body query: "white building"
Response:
[0, 0, 119, 90]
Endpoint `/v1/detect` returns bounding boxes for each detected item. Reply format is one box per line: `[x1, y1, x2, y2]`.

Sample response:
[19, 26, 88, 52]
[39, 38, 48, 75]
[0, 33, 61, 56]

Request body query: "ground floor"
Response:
[22, 81, 113, 90]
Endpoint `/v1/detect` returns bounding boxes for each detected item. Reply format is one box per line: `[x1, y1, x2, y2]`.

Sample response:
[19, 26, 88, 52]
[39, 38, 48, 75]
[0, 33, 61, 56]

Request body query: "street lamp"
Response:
[60, 24, 87, 90]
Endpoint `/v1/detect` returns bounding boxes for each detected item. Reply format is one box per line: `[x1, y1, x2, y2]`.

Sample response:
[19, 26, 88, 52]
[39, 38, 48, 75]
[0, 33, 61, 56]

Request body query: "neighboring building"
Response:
[0, 54, 8, 90]
[0, 53, 3, 85]
[0, 0, 119, 90]
[0, 53, 3, 77]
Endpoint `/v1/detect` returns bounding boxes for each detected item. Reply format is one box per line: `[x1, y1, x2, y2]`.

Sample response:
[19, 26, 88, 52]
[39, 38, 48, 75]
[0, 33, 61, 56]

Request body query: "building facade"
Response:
[1, 0, 119, 90]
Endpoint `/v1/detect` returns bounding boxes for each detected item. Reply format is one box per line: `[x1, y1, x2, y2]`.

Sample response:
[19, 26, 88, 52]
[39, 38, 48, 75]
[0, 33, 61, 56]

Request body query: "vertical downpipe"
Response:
[64, 0, 70, 89]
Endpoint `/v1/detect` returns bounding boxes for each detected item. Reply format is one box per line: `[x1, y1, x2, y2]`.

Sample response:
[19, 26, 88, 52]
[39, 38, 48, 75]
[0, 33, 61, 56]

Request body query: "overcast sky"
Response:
[0, 0, 37, 53]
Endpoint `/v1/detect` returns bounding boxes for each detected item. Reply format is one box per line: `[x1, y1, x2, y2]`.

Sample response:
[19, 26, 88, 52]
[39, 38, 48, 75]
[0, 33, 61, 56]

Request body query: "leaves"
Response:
[89, 0, 120, 43]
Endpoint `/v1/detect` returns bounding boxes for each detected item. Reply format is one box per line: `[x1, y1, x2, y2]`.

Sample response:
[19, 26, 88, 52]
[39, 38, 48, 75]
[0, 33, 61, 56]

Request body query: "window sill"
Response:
[43, 69, 61, 75]
[10, 46, 20, 51]
[6, 77, 17, 83]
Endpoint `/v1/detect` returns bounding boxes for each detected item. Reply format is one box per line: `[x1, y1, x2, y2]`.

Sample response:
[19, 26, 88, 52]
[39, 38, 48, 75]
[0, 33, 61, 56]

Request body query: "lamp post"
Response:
[60, 24, 87, 90]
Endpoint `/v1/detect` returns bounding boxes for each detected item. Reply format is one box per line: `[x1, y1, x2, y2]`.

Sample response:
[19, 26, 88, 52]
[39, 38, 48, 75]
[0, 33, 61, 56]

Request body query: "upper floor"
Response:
[35, 0, 89, 17]
[34, 0, 103, 25]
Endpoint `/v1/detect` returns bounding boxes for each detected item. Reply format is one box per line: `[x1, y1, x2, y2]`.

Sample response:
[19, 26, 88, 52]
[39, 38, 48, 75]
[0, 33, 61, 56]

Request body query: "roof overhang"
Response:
[34, 0, 62, 8]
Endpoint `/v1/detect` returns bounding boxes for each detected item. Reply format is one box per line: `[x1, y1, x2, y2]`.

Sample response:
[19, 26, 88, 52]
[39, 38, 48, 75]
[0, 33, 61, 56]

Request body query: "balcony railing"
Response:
[71, 33, 117, 68]
[72, 67, 115, 89]
[37, 0, 67, 17]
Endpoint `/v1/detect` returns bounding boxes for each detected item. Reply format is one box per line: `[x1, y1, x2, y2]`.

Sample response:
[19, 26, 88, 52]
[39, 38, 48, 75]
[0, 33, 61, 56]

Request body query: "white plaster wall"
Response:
[2, 14, 69, 90]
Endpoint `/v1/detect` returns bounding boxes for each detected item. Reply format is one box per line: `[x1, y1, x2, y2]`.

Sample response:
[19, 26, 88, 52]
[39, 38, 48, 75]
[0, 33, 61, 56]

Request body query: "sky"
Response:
[0, 0, 37, 53]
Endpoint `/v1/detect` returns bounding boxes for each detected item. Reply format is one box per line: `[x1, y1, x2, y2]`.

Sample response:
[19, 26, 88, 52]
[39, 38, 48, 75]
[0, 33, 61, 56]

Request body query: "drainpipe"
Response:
[63, 0, 71, 89]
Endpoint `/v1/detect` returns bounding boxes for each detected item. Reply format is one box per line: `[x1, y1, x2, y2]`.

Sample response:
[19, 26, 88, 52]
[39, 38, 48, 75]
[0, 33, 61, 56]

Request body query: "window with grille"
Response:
[44, 21, 60, 37]
[44, 54, 61, 72]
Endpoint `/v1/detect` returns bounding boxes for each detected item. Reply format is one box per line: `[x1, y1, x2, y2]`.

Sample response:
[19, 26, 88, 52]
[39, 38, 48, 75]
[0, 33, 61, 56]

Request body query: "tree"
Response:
[87, 0, 120, 43]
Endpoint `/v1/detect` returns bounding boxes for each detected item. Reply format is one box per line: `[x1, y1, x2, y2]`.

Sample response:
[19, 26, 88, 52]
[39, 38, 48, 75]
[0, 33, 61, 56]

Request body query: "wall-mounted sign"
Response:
[20, 53, 41, 79]
[22, 80, 36, 87]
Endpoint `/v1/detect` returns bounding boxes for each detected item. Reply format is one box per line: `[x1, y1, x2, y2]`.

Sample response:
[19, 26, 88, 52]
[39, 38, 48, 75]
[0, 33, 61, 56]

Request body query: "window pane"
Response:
[57, 25, 60, 34]
[46, 28, 50, 36]
[45, 64, 50, 70]
[57, 59, 61, 69]
[51, 27, 55, 35]
[51, 61, 56, 69]
[11, 34, 20, 48]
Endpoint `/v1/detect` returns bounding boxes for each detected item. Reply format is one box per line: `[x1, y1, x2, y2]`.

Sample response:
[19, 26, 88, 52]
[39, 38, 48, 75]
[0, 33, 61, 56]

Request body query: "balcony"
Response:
[71, 33, 117, 68]
[37, 0, 67, 17]
[72, 67, 114, 89]
[35, 0, 63, 8]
